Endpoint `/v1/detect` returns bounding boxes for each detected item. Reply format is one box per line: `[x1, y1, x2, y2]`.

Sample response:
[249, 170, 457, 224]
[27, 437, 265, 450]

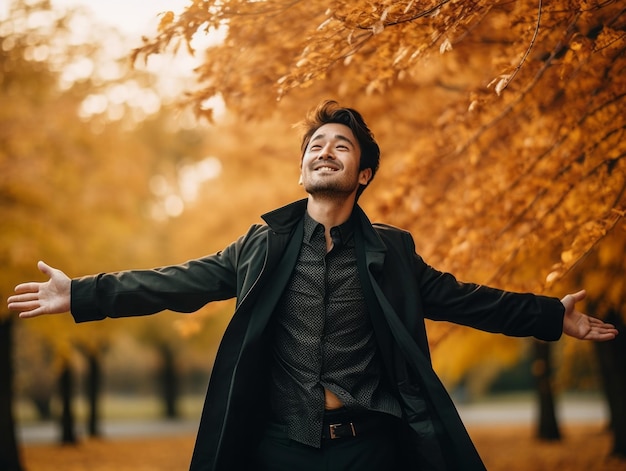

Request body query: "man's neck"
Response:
[306, 194, 356, 227]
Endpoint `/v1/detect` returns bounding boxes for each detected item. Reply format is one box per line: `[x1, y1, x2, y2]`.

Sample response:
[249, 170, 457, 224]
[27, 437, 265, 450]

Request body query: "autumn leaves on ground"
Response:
[21, 423, 626, 471]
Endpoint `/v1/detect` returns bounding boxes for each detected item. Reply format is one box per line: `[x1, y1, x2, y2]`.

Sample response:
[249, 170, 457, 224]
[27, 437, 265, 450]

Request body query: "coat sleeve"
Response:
[70, 233, 247, 323]
[404, 235, 565, 341]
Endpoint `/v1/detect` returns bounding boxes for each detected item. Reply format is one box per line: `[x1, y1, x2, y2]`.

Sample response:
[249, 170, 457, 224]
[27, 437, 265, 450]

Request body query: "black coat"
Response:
[71, 199, 565, 471]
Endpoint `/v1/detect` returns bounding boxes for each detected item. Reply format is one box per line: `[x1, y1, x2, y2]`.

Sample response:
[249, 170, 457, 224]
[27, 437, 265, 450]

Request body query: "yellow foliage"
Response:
[131, 0, 625, 380]
[429, 323, 526, 392]
[157, 11, 175, 33]
[5, 0, 624, 391]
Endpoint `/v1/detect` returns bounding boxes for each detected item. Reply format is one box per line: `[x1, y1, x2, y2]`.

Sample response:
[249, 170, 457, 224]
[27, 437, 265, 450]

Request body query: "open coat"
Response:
[71, 199, 565, 471]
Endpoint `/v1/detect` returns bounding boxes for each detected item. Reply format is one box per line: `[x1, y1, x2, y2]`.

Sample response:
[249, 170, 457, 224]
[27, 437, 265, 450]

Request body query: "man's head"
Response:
[298, 100, 380, 199]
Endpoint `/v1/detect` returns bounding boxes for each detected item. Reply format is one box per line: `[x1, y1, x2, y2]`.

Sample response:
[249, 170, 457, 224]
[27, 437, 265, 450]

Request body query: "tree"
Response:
[137, 0, 625, 291]
[1, 0, 213, 451]
[0, 0, 76, 463]
[0, 318, 21, 470]
[136, 0, 625, 455]
[532, 341, 561, 440]
[58, 358, 77, 444]
[563, 229, 626, 457]
[84, 348, 103, 437]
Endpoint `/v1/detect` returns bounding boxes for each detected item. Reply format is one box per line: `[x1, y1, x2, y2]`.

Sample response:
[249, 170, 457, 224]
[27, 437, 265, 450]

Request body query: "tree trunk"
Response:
[58, 361, 77, 444]
[158, 344, 178, 419]
[31, 393, 52, 421]
[595, 309, 626, 458]
[85, 351, 102, 437]
[0, 317, 23, 471]
[532, 340, 561, 440]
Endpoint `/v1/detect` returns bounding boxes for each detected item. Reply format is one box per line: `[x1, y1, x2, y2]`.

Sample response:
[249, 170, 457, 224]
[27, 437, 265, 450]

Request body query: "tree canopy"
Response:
[3, 0, 624, 395]
[137, 0, 625, 288]
[134, 0, 625, 385]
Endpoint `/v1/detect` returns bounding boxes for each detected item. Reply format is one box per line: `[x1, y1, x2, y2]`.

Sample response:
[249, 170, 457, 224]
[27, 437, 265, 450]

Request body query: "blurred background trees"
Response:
[0, 1, 220, 467]
[1, 0, 625, 469]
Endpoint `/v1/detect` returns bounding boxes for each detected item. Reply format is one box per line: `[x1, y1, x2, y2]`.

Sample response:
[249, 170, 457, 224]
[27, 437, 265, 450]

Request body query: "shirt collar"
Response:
[303, 210, 355, 247]
[261, 198, 386, 254]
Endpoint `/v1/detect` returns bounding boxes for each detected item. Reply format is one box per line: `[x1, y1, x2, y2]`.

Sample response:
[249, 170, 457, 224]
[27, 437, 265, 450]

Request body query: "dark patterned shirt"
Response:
[268, 211, 401, 448]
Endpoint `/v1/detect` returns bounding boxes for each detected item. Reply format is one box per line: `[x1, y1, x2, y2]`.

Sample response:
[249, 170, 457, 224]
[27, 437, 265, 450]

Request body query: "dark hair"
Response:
[299, 100, 380, 198]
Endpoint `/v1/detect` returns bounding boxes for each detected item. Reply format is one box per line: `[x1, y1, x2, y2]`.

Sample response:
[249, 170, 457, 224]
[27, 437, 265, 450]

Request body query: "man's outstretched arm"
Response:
[7, 261, 70, 318]
[561, 289, 618, 341]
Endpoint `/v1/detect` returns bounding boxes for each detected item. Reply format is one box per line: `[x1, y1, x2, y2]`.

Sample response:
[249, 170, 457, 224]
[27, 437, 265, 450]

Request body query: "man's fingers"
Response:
[8, 291, 40, 303]
[8, 289, 43, 315]
[9, 300, 41, 316]
[561, 289, 586, 307]
[18, 308, 44, 319]
[12, 282, 41, 295]
[7, 262, 69, 318]
[589, 331, 618, 341]
[17, 301, 41, 312]
[586, 316, 618, 340]
[37, 260, 54, 276]
[588, 316, 617, 331]
[8, 297, 40, 310]
[588, 317, 608, 326]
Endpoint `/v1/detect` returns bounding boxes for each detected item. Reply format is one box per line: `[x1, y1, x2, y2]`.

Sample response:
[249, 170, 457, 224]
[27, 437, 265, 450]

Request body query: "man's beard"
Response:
[303, 179, 357, 200]
[301, 165, 361, 197]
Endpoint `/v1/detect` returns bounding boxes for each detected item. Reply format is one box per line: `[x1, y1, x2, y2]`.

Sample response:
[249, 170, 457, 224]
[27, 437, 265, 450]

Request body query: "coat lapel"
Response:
[354, 207, 485, 470]
[191, 202, 306, 471]
[243, 217, 303, 340]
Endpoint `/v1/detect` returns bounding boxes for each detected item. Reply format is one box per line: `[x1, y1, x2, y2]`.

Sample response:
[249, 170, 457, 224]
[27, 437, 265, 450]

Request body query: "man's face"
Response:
[300, 123, 372, 199]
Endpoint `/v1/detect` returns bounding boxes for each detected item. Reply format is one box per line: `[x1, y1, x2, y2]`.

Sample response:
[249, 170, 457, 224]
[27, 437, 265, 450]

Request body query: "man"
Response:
[8, 100, 618, 471]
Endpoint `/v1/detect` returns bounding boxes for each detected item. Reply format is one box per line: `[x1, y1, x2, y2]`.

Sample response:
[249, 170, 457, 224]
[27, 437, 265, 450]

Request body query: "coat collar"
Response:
[261, 198, 387, 254]
[261, 199, 308, 234]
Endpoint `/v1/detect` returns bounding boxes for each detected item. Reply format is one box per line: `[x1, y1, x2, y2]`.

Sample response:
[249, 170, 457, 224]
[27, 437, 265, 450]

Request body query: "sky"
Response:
[41, 0, 226, 113]
[50, 0, 191, 36]
[2, 0, 226, 121]
[12, 0, 221, 70]
[0, 0, 191, 35]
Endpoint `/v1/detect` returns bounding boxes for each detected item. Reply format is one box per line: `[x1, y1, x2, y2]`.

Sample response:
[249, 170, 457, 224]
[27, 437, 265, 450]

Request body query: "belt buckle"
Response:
[329, 422, 356, 439]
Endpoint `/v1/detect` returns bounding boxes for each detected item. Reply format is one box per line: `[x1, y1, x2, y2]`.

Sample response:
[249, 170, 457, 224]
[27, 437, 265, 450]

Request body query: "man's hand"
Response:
[561, 290, 618, 341]
[7, 261, 71, 318]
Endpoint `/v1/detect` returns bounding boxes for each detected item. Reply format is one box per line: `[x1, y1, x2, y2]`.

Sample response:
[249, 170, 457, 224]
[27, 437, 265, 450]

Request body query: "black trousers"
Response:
[253, 411, 401, 471]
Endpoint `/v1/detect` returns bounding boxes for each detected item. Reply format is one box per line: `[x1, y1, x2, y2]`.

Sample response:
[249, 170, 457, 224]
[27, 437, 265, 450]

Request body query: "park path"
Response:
[17, 393, 608, 444]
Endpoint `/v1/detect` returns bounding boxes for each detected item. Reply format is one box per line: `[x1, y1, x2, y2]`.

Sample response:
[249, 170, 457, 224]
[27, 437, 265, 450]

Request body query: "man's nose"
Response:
[317, 144, 335, 159]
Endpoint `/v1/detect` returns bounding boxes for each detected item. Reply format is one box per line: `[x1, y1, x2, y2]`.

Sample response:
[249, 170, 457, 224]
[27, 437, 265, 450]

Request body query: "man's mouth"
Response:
[314, 166, 339, 172]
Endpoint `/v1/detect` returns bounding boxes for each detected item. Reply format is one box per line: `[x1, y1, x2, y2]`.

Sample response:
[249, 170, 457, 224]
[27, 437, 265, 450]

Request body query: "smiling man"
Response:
[8, 100, 618, 471]
[300, 122, 371, 198]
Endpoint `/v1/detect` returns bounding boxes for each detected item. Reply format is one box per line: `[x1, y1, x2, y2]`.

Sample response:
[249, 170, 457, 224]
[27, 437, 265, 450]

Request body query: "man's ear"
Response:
[358, 168, 372, 186]
[298, 156, 304, 185]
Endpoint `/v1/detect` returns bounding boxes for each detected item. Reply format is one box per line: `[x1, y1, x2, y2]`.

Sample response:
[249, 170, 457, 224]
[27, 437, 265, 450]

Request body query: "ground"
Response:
[19, 423, 626, 470]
